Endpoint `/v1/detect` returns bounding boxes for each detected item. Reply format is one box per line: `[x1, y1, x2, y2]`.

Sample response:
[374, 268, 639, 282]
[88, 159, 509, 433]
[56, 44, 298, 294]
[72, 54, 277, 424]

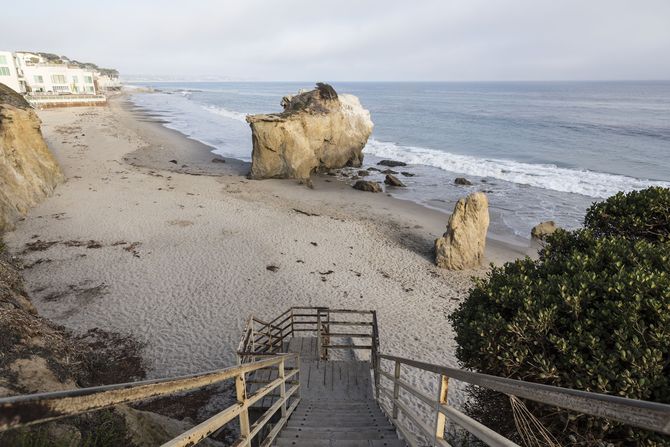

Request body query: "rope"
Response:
[509, 395, 562, 447]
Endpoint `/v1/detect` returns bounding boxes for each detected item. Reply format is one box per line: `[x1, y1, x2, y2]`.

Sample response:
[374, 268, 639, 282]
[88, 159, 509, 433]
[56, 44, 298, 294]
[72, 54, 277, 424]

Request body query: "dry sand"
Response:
[4, 95, 531, 409]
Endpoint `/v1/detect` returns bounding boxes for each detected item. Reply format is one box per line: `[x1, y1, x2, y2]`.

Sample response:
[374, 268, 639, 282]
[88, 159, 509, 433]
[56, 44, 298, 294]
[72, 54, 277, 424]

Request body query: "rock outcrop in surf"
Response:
[0, 83, 64, 232]
[435, 192, 490, 270]
[246, 83, 373, 180]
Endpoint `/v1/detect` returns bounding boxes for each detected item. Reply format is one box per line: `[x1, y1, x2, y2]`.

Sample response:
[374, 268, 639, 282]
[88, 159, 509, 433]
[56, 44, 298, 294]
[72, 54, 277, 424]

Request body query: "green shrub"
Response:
[584, 186, 670, 242]
[450, 187, 670, 445]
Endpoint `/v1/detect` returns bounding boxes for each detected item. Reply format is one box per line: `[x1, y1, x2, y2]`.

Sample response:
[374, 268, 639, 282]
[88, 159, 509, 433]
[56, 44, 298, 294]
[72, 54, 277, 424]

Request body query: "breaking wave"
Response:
[202, 104, 248, 123]
[364, 139, 670, 198]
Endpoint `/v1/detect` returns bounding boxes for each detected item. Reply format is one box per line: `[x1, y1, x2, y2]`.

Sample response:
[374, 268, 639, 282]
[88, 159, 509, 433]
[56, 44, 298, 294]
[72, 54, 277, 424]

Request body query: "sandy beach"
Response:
[3, 94, 530, 406]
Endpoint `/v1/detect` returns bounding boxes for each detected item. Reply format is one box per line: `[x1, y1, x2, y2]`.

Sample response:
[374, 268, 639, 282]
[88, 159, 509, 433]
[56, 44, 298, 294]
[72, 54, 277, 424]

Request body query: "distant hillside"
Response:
[23, 51, 119, 77]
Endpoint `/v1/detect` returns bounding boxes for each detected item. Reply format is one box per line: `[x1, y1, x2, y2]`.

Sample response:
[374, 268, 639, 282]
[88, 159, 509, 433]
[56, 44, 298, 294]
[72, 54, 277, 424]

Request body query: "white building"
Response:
[95, 74, 122, 91]
[0, 51, 118, 95]
[0, 50, 23, 93]
[14, 52, 97, 94]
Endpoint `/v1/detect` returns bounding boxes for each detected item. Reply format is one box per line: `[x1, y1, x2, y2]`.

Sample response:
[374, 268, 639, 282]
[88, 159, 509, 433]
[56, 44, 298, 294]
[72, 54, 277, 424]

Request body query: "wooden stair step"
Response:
[274, 440, 406, 447]
[288, 416, 390, 425]
[278, 428, 397, 440]
[286, 421, 393, 429]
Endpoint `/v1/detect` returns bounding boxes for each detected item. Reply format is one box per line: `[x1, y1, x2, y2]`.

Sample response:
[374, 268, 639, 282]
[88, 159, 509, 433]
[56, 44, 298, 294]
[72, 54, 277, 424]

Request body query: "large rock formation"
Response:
[0, 83, 64, 232]
[246, 83, 373, 179]
[435, 192, 490, 270]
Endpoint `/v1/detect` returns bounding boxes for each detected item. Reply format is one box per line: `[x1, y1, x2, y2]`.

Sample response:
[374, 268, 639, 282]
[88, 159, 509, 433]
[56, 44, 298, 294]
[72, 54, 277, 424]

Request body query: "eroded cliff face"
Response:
[246, 83, 374, 180]
[0, 83, 64, 233]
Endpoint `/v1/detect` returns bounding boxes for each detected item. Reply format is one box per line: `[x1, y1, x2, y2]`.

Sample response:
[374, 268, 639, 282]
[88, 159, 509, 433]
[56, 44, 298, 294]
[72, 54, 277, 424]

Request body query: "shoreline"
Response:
[3, 95, 531, 409]
[122, 93, 533, 256]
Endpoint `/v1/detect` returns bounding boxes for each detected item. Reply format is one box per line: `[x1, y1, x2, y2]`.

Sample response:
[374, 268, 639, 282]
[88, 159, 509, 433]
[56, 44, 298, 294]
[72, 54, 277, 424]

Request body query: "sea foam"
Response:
[202, 105, 248, 123]
[364, 139, 670, 198]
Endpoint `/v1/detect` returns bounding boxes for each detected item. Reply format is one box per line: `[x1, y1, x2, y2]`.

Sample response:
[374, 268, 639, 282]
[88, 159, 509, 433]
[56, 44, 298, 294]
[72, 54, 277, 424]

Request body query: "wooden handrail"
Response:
[374, 353, 670, 446]
[0, 354, 300, 447]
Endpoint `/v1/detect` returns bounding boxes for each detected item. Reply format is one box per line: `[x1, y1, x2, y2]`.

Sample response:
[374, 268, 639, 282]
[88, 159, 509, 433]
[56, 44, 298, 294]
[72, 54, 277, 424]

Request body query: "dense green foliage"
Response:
[450, 187, 670, 445]
[584, 186, 670, 242]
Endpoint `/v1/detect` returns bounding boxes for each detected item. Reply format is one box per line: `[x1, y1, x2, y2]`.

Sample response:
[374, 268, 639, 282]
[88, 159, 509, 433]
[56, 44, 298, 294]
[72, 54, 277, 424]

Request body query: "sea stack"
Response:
[0, 83, 64, 232]
[435, 192, 490, 270]
[246, 83, 373, 180]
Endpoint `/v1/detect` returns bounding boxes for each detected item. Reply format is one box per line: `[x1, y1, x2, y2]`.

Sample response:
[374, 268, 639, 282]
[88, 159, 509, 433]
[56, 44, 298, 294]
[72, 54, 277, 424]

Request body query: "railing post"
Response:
[392, 360, 401, 420]
[373, 354, 380, 400]
[290, 308, 295, 337]
[279, 357, 287, 418]
[296, 354, 302, 400]
[279, 325, 284, 352]
[371, 311, 380, 400]
[317, 311, 323, 360]
[434, 374, 449, 443]
[324, 310, 330, 360]
[235, 372, 251, 446]
[269, 324, 275, 353]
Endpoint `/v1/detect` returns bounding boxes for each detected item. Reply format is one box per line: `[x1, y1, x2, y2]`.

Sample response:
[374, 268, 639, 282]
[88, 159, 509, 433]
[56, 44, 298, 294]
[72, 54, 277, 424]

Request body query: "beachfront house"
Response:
[0, 50, 24, 93]
[14, 52, 97, 95]
[0, 50, 119, 96]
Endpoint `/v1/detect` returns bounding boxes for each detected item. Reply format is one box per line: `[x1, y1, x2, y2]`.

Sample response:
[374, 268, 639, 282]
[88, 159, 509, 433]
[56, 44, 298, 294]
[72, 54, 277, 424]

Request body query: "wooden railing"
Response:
[0, 354, 300, 447]
[237, 306, 378, 363]
[374, 354, 670, 447]
[4, 306, 670, 447]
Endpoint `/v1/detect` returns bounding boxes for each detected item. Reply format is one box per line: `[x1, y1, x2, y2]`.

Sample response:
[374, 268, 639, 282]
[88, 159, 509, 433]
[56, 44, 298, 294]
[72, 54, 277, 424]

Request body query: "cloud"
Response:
[3, 0, 670, 80]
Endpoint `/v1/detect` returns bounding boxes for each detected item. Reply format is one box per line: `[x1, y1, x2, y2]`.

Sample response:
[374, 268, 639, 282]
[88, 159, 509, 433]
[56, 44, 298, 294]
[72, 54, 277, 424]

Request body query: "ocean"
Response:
[128, 81, 670, 242]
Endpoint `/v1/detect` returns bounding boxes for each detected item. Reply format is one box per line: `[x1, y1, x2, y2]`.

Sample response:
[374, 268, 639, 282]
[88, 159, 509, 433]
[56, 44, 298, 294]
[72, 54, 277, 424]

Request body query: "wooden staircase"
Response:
[2, 306, 670, 447]
[264, 335, 403, 446]
[240, 309, 405, 446]
[277, 400, 403, 446]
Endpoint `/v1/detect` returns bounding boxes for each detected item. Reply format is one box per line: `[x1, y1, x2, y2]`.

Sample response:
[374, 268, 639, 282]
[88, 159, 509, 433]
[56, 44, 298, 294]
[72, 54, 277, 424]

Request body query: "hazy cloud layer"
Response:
[4, 0, 670, 81]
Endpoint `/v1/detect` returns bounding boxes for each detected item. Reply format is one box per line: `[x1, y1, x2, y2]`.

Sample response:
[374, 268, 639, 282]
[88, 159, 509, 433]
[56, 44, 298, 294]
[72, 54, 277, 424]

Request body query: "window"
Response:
[51, 74, 66, 84]
[0, 55, 7, 64]
[0, 67, 10, 76]
[87, 86, 94, 92]
[72, 76, 78, 83]
[84, 76, 93, 83]
[34, 75, 44, 83]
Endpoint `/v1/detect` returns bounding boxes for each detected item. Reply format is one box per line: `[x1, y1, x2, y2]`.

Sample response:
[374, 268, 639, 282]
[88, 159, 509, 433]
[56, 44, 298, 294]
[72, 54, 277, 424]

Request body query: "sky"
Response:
[4, 0, 670, 81]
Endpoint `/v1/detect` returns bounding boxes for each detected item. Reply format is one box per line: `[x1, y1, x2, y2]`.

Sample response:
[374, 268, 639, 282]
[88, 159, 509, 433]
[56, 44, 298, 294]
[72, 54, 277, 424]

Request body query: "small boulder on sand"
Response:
[353, 180, 382, 193]
[384, 174, 406, 187]
[531, 221, 559, 239]
[435, 192, 489, 270]
[454, 177, 472, 186]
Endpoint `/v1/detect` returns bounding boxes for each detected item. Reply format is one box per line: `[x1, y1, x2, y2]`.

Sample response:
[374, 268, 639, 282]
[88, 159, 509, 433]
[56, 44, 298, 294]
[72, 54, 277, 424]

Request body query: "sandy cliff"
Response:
[0, 83, 64, 232]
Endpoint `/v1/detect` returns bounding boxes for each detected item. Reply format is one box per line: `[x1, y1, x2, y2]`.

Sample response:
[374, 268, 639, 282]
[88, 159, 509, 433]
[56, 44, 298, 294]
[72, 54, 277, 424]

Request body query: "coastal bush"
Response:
[584, 186, 670, 242]
[450, 188, 670, 445]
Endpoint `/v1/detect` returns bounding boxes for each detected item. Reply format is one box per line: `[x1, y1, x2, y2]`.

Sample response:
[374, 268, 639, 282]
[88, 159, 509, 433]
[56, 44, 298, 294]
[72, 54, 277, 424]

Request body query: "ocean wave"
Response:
[202, 104, 248, 123]
[364, 139, 670, 198]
